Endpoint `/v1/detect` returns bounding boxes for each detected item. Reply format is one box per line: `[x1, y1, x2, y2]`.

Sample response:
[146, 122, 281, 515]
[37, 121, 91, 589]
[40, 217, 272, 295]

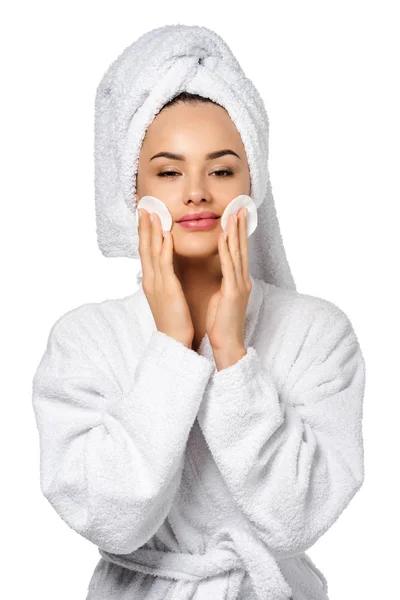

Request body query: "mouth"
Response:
[177, 216, 220, 230]
[177, 211, 220, 223]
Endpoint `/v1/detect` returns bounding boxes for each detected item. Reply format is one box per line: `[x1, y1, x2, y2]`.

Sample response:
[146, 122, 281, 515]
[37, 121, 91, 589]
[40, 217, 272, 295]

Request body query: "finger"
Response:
[137, 208, 154, 281]
[150, 212, 163, 283]
[159, 229, 175, 281]
[219, 216, 237, 291]
[227, 213, 244, 288]
[238, 207, 250, 284]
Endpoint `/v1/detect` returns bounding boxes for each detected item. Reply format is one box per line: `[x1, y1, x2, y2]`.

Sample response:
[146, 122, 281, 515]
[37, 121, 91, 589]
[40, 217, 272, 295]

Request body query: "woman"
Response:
[32, 25, 365, 600]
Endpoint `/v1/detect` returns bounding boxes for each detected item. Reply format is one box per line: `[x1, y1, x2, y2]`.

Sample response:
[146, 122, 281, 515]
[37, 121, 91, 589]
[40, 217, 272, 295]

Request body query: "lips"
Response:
[177, 211, 220, 222]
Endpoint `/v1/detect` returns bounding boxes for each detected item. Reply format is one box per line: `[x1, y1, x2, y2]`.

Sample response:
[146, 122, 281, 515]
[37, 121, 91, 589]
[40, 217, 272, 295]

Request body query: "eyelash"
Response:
[157, 169, 234, 178]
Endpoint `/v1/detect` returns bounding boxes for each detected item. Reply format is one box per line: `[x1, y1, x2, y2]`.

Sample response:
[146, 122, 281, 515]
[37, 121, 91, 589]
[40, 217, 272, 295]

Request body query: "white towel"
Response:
[94, 23, 296, 290]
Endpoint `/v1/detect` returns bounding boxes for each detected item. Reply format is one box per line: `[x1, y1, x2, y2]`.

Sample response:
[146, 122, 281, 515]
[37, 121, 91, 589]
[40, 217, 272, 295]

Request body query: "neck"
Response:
[172, 255, 222, 350]
[172, 254, 222, 297]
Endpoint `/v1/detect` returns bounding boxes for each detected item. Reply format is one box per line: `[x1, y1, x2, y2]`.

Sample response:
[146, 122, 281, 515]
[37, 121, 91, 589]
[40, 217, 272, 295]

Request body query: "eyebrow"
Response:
[149, 149, 241, 162]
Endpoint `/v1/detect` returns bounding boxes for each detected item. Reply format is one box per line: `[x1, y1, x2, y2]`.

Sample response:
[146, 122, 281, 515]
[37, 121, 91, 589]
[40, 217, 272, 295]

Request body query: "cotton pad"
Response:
[220, 195, 258, 237]
[136, 194, 258, 238]
[136, 196, 172, 236]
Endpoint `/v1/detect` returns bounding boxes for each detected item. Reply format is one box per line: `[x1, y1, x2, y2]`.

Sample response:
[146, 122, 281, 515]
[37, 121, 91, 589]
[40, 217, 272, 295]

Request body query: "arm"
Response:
[32, 309, 213, 554]
[197, 301, 365, 557]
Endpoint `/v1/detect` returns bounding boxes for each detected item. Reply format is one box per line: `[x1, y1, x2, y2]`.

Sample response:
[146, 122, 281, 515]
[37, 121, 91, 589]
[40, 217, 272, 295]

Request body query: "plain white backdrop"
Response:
[2, 1, 398, 598]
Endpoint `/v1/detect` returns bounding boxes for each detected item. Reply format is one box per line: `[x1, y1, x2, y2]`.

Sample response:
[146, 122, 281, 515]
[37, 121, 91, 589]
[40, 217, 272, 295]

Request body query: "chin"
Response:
[173, 238, 219, 259]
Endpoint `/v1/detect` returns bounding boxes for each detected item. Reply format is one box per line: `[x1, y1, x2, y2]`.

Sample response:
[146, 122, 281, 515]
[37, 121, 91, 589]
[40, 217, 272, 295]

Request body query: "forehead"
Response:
[142, 102, 244, 153]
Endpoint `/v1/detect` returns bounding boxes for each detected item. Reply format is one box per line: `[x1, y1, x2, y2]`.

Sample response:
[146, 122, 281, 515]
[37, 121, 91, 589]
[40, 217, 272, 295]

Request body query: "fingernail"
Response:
[244, 208, 248, 218]
[138, 208, 142, 221]
[224, 230, 228, 241]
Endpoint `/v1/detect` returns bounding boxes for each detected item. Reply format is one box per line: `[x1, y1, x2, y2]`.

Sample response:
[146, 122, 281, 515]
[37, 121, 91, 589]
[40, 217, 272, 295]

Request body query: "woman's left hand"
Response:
[205, 207, 252, 352]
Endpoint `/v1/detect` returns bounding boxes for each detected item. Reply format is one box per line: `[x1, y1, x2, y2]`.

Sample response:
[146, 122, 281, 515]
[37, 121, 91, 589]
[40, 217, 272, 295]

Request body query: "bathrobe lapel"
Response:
[192, 277, 294, 599]
[150, 275, 293, 599]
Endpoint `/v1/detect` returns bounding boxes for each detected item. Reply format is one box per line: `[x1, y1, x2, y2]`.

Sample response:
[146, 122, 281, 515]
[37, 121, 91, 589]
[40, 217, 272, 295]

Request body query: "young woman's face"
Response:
[136, 101, 251, 260]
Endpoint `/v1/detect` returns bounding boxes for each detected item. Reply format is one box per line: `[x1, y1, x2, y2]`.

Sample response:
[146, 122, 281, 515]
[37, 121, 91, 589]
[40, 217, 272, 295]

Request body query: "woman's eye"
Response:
[213, 170, 233, 177]
[157, 170, 233, 178]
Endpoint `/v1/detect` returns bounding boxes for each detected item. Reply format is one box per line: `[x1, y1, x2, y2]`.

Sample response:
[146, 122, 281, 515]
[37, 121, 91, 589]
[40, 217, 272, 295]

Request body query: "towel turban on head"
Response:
[94, 23, 296, 291]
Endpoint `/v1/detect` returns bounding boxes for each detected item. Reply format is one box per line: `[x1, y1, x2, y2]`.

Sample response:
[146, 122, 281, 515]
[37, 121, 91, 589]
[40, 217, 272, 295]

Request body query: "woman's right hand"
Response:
[137, 208, 194, 349]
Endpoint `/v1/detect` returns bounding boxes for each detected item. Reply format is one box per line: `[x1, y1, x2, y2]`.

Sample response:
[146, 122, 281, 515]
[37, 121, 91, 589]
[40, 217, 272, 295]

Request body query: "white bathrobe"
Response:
[32, 273, 365, 600]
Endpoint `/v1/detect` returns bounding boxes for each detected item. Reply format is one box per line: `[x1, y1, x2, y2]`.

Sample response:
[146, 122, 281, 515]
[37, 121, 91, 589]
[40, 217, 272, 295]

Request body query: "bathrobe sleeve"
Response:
[32, 308, 213, 554]
[196, 300, 365, 557]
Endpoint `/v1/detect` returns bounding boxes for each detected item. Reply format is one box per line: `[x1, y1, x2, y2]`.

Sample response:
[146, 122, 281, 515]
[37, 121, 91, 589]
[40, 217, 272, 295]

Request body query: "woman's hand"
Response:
[138, 209, 194, 349]
[205, 207, 252, 354]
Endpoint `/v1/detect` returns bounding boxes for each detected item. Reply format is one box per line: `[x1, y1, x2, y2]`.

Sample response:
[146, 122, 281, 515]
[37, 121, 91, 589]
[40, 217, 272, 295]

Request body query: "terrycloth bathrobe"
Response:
[32, 22, 365, 600]
[32, 273, 365, 600]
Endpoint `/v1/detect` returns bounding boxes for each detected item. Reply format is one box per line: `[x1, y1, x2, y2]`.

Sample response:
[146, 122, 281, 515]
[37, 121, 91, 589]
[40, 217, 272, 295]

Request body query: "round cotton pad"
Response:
[136, 196, 173, 236]
[220, 195, 258, 237]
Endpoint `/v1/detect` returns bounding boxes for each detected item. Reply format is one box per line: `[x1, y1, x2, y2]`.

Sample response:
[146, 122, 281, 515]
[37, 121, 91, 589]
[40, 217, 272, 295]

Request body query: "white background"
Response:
[1, 1, 398, 598]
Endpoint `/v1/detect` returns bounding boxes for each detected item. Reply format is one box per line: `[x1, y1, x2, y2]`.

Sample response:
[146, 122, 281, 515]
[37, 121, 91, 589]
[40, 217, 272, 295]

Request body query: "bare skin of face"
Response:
[136, 102, 251, 351]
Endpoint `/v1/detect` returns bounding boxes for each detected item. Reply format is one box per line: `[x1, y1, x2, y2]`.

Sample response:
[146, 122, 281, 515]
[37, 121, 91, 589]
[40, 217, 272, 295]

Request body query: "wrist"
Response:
[213, 345, 247, 371]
